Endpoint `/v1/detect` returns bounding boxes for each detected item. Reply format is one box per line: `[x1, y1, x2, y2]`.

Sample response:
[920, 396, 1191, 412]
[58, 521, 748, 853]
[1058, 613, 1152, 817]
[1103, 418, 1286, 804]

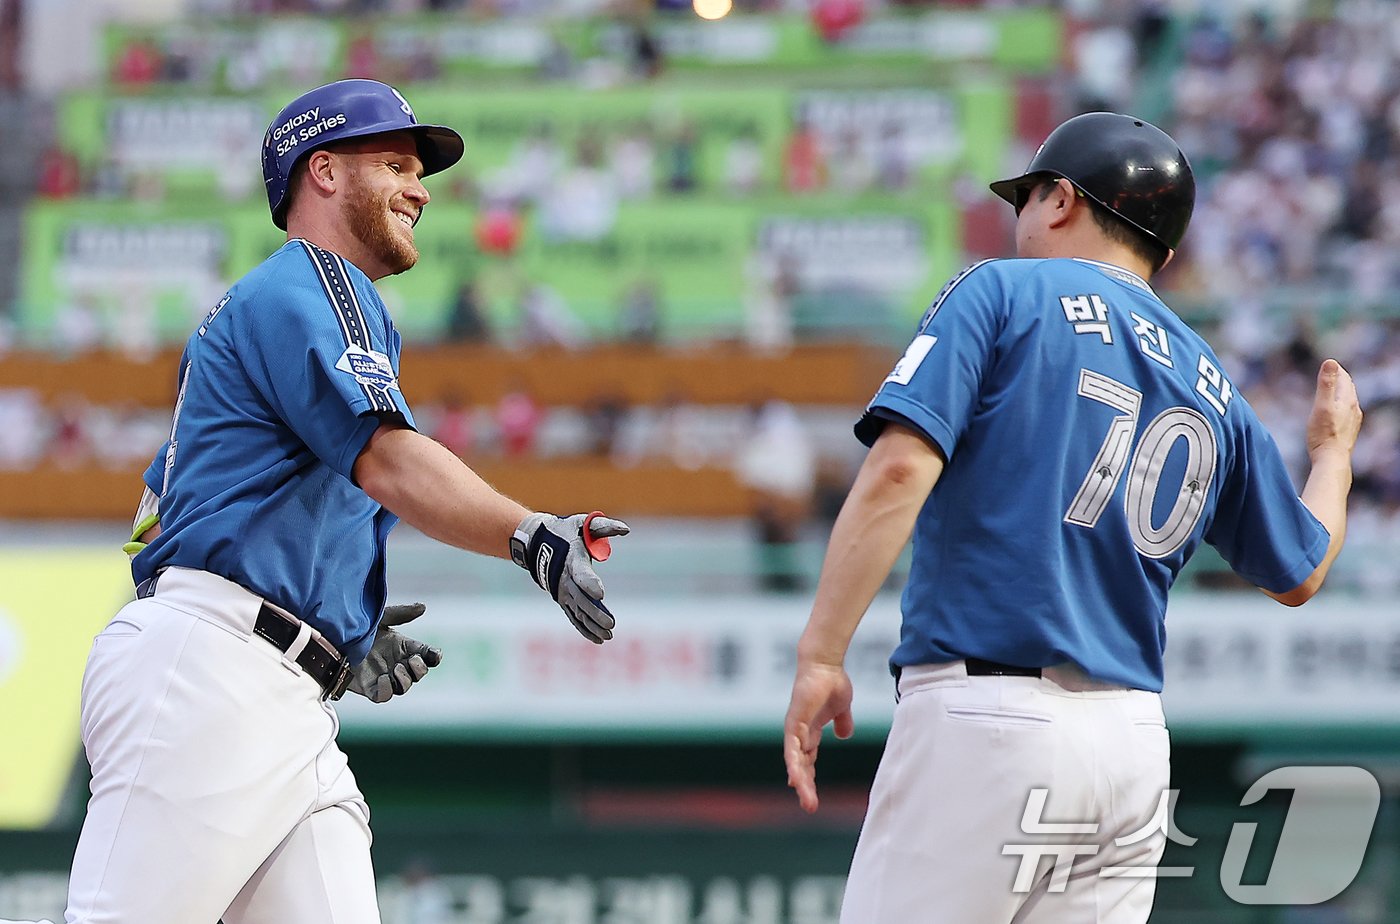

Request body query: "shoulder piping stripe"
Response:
[918, 259, 995, 333]
[299, 241, 395, 413]
[329, 250, 398, 409]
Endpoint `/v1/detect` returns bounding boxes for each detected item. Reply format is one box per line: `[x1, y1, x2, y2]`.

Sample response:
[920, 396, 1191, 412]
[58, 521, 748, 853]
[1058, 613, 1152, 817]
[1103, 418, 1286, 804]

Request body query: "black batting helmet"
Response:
[989, 112, 1195, 252]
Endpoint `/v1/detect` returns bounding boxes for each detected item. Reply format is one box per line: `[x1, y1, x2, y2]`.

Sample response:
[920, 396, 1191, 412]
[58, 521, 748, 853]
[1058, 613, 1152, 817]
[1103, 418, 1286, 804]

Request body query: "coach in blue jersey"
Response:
[19, 80, 629, 924]
[783, 113, 1362, 923]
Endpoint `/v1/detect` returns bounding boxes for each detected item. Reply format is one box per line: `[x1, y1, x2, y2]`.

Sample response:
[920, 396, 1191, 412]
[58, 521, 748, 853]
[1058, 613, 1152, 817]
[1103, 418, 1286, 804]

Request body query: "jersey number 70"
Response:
[1065, 369, 1218, 559]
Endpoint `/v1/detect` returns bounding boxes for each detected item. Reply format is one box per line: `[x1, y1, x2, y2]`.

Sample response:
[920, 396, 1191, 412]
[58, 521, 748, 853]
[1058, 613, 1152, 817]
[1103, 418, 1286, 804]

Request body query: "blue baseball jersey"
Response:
[858, 258, 1329, 691]
[134, 239, 415, 664]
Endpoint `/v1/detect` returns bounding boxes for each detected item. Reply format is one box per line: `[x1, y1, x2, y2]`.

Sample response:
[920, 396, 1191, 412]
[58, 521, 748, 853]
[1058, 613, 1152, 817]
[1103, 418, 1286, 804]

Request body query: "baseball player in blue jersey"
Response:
[5, 80, 627, 924]
[783, 113, 1362, 922]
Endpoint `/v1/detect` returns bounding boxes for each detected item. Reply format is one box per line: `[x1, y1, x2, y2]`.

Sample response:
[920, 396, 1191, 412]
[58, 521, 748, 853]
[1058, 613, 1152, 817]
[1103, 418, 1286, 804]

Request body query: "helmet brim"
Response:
[989, 171, 1059, 209]
[411, 124, 465, 178]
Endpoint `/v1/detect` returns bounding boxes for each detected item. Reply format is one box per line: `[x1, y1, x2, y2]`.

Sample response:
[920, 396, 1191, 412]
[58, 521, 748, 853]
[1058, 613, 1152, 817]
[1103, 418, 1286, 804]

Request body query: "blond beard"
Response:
[342, 169, 419, 276]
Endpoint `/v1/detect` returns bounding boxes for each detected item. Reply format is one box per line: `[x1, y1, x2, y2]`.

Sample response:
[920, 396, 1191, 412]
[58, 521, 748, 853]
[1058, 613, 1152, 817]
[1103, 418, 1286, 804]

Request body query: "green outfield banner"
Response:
[21, 195, 958, 343]
[31, 79, 1007, 341]
[100, 10, 1060, 91]
[54, 81, 1012, 199]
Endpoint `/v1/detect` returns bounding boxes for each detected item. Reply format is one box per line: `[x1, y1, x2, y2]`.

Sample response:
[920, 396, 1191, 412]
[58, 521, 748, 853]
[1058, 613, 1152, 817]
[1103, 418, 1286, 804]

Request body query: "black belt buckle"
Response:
[325, 658, 353, 701]
[964, 657, 1042, 678]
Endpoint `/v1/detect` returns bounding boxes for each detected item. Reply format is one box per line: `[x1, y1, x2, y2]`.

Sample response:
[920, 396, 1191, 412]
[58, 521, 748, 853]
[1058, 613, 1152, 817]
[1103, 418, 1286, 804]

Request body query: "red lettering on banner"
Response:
[520, 633, 715, 692]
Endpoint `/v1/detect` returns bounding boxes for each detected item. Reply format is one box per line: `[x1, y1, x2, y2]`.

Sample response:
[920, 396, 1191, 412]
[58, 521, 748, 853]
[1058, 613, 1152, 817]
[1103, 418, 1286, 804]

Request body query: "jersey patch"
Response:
[885, 334, 938, 385]
[335, 345, 400, 391]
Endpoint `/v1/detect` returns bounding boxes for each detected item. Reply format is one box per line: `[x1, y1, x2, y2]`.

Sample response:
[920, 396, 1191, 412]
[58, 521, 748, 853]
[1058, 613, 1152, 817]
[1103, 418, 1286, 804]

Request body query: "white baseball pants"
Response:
[840, 660, 1171, 924]
[5, 567, 380, 924]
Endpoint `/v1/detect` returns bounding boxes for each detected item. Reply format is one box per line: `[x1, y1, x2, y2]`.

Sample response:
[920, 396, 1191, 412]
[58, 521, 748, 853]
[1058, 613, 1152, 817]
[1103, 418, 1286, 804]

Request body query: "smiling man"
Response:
[12, 80, 629, 924]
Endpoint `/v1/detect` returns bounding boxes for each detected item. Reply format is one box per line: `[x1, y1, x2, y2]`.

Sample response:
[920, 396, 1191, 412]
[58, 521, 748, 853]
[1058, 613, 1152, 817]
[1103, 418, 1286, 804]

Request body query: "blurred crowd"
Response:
[1084, 0, 1400, 594]
[1063, 0, 1400, 593]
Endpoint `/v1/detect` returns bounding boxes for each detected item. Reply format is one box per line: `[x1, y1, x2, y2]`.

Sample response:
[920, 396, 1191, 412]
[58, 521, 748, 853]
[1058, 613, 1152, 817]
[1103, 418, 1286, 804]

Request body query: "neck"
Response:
[286, 213, 384, 281]
[1030, 230, 1156, 282]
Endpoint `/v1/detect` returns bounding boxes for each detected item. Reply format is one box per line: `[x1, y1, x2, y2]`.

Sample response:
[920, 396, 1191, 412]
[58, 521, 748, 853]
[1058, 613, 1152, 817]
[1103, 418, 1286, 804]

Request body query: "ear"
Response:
[1045, 178, 1077, 230]
[1158, 248, 1176, 273]
[304, 149, 339, 197]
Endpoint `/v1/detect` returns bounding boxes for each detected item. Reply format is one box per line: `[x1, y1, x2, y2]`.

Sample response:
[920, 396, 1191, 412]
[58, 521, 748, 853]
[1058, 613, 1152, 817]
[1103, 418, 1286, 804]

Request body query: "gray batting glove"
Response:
[510, 512, 630, 644]
[347, 603, 444, 704]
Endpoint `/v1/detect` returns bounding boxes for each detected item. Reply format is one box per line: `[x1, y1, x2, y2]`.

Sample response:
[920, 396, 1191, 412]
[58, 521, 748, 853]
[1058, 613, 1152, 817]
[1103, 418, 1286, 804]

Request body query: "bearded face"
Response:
[340, 162, 420, 277]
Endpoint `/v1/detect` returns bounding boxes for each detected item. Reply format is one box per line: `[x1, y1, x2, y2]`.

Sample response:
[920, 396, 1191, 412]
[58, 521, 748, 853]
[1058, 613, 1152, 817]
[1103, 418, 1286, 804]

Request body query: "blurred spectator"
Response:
[517, 283, 586, 348]
[663, 121, 701, 194]
[430, 390, 476, 458]
[492, 122, 565, 206]
[744, 254, 799, 351]
[537, 34, 575, 81]
[53, 296, 103, 356]
[629, 23, 664, 81]
[113, 37, 164, 86]
[474, 200, 523, 257]
[611, 121, 656, 200]
[582, 393, 628, 456]
[344, 32, 381, 78]
[1071, 13, 1137, 111]
[782, 115, 827, 193]
[829, 126, 874, 195]
[444, 280, 492, 344]
[734, 400, 816, 592]
[875, 121, 912, 192]
[38, 145, 82, 200]
[811, 0, 865, 44]
[0, 390, 44, 469]
[724, 122, 764, 197]
[614, 388, 710, 470]
[110, 286, 159, 361]
[88, 401, 169, 471]
[496, 382, 543, 458]
[47, 394, 91, 470]
[540, 129, 618, 241]
[618, 278, 661, 344]
[91, 155, 131, 200]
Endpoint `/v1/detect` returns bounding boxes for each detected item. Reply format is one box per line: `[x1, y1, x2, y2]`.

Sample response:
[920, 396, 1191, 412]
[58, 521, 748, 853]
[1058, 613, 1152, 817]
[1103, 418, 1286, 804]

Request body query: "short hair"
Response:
[1036, 181, 1170, 274]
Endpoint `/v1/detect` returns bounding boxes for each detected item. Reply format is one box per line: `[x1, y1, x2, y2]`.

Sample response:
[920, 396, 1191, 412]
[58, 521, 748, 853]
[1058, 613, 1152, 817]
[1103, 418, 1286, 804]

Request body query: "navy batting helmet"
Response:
[989, 112, 1195, 252]
[262, 79, 464, 230]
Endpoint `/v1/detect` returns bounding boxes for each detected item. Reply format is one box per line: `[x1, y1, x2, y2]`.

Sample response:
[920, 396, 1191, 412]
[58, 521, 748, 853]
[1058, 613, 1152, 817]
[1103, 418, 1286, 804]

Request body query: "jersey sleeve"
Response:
[241, 270, 414, 482]
[855, 261, 1005, 457]
[143, 449, 164, 493]
[1205, 405, 1330, 593]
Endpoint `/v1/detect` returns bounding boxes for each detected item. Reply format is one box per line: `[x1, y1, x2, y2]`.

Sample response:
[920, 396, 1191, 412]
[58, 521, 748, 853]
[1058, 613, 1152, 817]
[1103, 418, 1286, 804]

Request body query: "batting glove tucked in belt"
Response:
[511, 512, 630, 644]
[348, 603, 444, 704]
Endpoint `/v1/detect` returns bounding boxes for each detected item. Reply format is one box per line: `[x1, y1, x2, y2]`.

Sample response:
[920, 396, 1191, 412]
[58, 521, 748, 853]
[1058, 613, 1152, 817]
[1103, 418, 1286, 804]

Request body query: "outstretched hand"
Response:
[512, 512, 630, 644]
[1306, 359, 1362, 461]
[784, 661, 855, 814]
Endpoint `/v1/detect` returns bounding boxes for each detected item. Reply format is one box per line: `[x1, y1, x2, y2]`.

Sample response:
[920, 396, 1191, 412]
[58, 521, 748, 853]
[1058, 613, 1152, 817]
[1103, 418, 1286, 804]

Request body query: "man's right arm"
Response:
[785, 422, 945, 812]
[353, 420, 530, 560]
[353, 420, 628, 644]
[1263, 359, 1362, 606]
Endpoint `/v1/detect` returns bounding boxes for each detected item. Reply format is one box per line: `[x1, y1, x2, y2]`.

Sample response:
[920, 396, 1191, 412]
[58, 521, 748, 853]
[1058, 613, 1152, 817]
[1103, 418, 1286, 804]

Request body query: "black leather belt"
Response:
[136, 572, 352, 700]
[964, 657, 1042, 678]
